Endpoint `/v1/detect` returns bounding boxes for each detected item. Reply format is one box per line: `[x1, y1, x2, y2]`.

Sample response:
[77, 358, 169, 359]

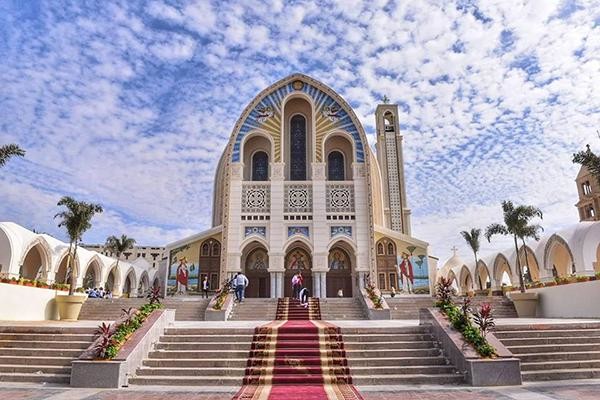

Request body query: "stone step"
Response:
[0, 340, 90, 349]
[0, 364, 71, 374]
[495, 329, 600, 338]
[0, 333, 96, 342]
[148, 348, 441, 359]
[0, 327, 95, 334]
[0, 372, 70, 383]
[341, 327, 430, 335]
[155, 342, 251, 351]
[333, 334, 434, 342]
[143, 358, 248, 368]
[522, 368, 600, 381]
[129, 375, 242, 386]
[495, 322, 600, 331]
[161, 335, 254, 343]
[509, 343, 600, 354]
[0, 348, 83, 358]
[352, 373, 463, 385]
[350, 365, 455, 375]
[348, 356, 448, 367]
[522, 360, 600, 371]
[0, 356, 74, 366]
[165, 328, 255, 335]
[136, 367, 246, 377]
[516, 351, 600, 363]
[501, 337, 600, 346]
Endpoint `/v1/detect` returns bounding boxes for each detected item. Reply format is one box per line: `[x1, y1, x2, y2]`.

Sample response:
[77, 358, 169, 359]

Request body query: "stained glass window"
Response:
[290, 115, 306, 180]
[387, 242, 395, 255]
[252, 151, 269, 181]
[327, 151, 345, 180]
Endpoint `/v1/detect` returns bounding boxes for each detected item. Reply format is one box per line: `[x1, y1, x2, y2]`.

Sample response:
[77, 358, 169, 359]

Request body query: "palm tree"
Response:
[104, 234, 136, 272]
[519, 222, 544, 283]
[54, 196, 103, 295]
[573, 144, 600, 184]
[485, 201, 543, 293]
[460, 228, 482, 290]
[0, 144, 25, 167]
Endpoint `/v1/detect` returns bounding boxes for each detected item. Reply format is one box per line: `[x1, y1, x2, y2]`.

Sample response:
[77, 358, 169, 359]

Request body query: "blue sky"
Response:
[1, 0, 599, 261]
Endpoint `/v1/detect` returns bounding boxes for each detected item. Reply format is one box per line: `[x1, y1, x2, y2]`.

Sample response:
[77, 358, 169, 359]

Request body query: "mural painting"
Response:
[167, 242, 201, 295]
[396, 246, 430, 294]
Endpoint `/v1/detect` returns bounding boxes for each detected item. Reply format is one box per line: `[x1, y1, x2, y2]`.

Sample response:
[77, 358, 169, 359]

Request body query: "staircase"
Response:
[129, 326, 254, 386]
[462, 296, 518, 318]
[495, 322, 600, 381]
[0, 326, 96, 383]
[79, 298, 210, 321]
[386, 295, 517, 320]
[228, 298, 278, 321]
[387, 296, 434, 319]
[319, 298, 367, 320]
[344, 325, 463, 384]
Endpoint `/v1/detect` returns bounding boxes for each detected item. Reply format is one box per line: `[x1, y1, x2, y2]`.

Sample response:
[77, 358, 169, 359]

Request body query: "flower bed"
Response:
[436, 278, 496, 358]
[365, 280, 383, 309]
[0, 275, 69, 291]
[521, 272, 600, 290]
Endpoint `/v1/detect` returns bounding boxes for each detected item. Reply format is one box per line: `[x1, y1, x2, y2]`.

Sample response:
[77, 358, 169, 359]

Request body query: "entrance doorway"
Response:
[284, 246, 312, 297]
[244, 247, 270, 298]
[326, 247, 353, 297]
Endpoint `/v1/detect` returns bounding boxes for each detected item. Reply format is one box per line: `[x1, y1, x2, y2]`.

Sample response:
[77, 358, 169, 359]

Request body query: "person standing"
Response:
[299, 286, 309, 308]
[202, 276, 209, 298]
[291, 273, 299, 299]
[235, 272, 249, 302]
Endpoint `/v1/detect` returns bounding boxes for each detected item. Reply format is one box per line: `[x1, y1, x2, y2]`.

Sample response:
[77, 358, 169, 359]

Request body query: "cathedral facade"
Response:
[163, 74, 435, 298]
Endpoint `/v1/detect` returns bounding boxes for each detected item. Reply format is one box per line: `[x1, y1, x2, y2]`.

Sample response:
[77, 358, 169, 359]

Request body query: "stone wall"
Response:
[0, 282, 58, 320]
[529, 280, 600, 318]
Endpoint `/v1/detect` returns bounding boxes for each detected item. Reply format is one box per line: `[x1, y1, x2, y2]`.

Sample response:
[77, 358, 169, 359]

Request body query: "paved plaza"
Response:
[3, 381, 600, 400]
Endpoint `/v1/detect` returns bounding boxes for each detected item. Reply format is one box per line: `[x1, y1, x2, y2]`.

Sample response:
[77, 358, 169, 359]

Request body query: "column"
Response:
[320, 272, 327, 298]
[270, 272, 277, 298]
[313, 273, 321, 298]
[277, 272, 284, 298]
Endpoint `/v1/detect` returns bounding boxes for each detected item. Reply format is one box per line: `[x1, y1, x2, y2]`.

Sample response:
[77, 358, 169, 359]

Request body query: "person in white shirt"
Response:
[234, 272, 249, 302]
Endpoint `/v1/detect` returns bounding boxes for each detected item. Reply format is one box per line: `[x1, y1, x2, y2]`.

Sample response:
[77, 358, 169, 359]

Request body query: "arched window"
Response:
[327, 151, 345, 180]
[377, 243, 384, 255]
[387, 242, 395, 255]
[212, 243, 220, 256]
[252, 151, 269, 181]
[290, 115, 307, 180]
[201, 243, 210, 256]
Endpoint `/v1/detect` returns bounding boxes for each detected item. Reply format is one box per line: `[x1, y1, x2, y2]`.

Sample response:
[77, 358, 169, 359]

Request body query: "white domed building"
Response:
[162, 73, 436, 298]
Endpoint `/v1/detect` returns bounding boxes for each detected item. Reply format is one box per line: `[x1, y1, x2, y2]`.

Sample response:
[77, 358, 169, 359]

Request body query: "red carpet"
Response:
[232, 298, 364, 400]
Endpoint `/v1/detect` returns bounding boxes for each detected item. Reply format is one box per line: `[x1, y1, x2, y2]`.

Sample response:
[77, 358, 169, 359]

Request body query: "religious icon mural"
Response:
[328, 248, 349, 270]
[247, 248, 268, 270]
[395, 245, 430, 294]
[167, 242, 200, 295]
[287, 249, 310, 271]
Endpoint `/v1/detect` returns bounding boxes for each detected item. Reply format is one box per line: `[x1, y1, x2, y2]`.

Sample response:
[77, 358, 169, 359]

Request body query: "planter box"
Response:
[71, 309, 175, 388]
[358, 289, 390, 320]
[56, 294, 87, 321]
[420, 308, 521, 386]
[205, 293, 234, 321]
[507, 292, 538, 318]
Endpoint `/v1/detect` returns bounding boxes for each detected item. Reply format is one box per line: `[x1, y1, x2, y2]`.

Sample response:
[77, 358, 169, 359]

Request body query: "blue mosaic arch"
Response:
[231, 79, 366, 163]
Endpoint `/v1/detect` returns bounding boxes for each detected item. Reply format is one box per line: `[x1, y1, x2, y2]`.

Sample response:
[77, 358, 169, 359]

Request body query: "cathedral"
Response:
[163, 74, 434, 298]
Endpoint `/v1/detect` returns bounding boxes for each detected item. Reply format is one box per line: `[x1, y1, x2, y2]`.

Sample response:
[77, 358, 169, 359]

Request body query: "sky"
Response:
[1, 0, 599, 264]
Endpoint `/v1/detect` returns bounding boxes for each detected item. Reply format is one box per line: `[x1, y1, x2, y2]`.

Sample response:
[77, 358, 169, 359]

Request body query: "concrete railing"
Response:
[71, 308, 175, 388]
[525, 280, 600, 318]
[0, 282, 60, 320]
[358, 288, 390, 320]
[205, 292, 235, 321]
[419, 308, 521, 386]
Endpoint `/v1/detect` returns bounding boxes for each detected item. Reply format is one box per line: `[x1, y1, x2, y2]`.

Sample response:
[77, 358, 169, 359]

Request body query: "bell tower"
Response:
[375, 104, 411, 235]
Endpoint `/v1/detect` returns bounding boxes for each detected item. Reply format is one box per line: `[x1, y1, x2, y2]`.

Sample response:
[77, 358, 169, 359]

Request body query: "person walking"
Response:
[202, 276, 209, 298]
[299, 286, 309, 308]
[291, 273, 299, 299]
[297, 272, 304, 299]
[235, 272, 249, 302]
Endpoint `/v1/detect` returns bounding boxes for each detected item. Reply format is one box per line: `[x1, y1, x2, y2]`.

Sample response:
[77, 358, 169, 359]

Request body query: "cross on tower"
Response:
[451, 246, 458, 256]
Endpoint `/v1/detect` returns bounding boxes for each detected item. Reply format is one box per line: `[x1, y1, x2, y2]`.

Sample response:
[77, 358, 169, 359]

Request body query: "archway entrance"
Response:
[55, 254, 70, 285]
[82, 261, 100, 289]
[284, 246, 312, 297]
[547, 238, 574, 277]
[475, 262, 491, 291]
[326, 246, 353, 297]
[199, 239, 221, 293]
[123, 270, 136, 298]
[243, 245, 270, 298]
[459, 266, 473, 295]
[21, 244, 47, 281]
[106, 267, 119, 294]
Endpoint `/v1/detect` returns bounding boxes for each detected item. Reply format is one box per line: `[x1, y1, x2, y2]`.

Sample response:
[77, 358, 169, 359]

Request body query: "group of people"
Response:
[85, 287, 113, 299]
[291, 272, 310, 307]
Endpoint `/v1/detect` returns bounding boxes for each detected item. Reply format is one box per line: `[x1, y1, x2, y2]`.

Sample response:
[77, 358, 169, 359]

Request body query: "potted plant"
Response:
[8, 277, 18, 285]
[54, 196, 103, 321]
[486, 200, 543, 317]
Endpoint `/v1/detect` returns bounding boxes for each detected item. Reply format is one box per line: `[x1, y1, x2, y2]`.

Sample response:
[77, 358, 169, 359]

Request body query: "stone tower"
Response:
[575, 165, 600, 221]
[375, 104, 411, 235]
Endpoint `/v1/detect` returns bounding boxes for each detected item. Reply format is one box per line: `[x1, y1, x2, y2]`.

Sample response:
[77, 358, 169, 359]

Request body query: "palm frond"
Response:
[460, 228, 481, 253]
[0, 144, 25, 167]
[485, 223, 508, 242]
[573, 145, 600, 185]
